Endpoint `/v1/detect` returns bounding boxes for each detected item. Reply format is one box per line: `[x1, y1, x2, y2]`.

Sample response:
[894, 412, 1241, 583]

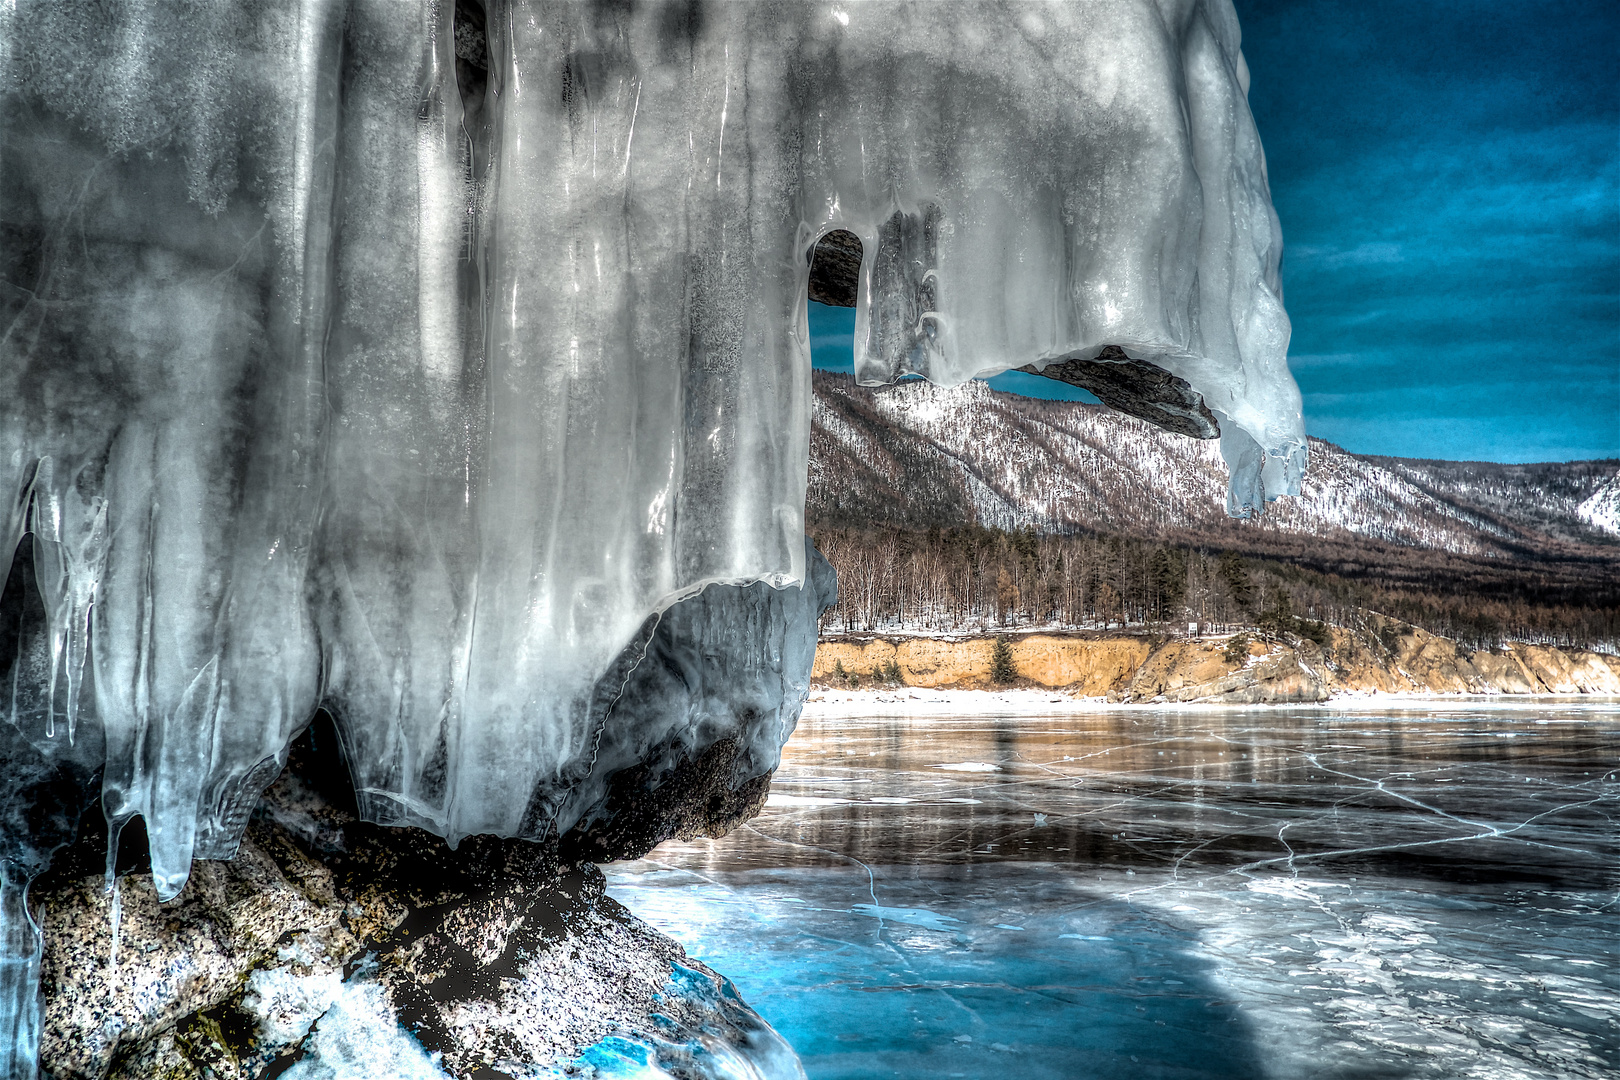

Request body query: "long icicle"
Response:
[0, 863, 43, 1080]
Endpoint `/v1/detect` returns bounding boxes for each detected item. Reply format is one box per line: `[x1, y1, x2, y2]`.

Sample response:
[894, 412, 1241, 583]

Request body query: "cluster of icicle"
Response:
[0, 1, 1302, 1072]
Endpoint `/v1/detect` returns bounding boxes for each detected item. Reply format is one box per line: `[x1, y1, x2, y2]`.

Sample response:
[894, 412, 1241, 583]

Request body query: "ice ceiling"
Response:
[0, 0, 1303, 904]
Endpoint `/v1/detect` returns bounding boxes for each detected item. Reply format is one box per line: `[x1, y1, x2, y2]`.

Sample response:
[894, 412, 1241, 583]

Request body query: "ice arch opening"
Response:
[1, 10, 1306, 1066]
[808, 228, 1225, 441]
[808, 230, 866, 309]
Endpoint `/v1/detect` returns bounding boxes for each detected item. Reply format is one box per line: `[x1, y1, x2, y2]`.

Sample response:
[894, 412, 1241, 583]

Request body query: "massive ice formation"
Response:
[1, 0, 1302, 1069]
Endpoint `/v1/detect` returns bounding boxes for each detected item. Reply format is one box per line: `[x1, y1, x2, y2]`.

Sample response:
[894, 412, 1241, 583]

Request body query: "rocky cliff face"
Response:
[812, 619, 1620, 704]
[812, 635, 1153, 696]
[1120, 637, 1331, 704]
[32, 730, 804, 1080]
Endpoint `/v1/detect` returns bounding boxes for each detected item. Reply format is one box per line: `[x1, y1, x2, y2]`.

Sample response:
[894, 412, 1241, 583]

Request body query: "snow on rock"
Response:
[276, 980, 449, 1080]
[240, 967, 345, 1048]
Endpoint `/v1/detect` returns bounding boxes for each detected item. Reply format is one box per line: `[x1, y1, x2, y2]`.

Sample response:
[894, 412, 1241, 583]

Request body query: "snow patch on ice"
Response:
[766, 794, 847, 808]
[851, 905, 959, 933]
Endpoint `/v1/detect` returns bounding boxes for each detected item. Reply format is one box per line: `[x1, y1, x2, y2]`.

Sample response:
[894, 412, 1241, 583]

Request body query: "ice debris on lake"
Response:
[573, 963, 806, 1080]
[247, 975, 448, 1080]
[1, 0, 1299, 1071]
[234, 960, 805, 1080]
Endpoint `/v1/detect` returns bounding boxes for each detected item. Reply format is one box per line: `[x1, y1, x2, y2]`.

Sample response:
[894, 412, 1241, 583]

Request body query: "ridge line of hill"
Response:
[805, 371, 1620, 653]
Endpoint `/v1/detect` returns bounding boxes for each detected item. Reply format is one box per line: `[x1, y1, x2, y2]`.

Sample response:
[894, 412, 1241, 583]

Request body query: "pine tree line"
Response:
[810, 524, 1619, 652]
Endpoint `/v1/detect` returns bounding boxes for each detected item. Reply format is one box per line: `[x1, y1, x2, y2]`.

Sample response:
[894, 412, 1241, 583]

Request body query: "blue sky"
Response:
[808, 303, 1101, 403]
[811, 0, 1618, 464]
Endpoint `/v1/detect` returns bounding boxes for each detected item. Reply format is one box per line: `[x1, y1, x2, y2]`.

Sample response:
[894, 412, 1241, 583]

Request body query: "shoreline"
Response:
[803, 686, 1620, 717]
[810, 624, 1620, 703]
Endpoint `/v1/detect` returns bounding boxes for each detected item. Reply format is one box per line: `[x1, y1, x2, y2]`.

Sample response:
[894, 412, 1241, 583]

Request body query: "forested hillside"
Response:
[807, 373, 1620, 650]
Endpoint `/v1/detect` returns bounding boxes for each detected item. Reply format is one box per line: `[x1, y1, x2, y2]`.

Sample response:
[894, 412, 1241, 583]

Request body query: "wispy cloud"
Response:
[1235, 0, 1618, 460]
[1288, 242, 1403, 270]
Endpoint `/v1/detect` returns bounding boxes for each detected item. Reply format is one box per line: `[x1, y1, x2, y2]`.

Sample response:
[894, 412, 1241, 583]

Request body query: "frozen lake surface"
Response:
[607, 702, 1620, 1080]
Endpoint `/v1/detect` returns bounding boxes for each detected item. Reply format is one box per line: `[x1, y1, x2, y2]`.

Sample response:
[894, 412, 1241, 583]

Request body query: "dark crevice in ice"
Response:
[808, 229, 863, 309]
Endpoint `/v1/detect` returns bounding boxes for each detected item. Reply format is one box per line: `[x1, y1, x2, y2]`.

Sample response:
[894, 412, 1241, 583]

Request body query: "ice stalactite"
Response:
[0, 868, 40, 1080]
[1, 531, 107, 1078]
[1, 1, 1302, 1073]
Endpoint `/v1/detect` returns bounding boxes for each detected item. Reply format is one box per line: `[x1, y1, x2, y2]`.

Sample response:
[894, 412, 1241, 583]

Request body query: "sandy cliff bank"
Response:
[812, 617, 1620, 704]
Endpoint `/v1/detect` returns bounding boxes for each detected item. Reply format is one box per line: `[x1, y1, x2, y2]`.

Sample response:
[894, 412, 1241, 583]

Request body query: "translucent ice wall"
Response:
[1, 0, 1304, 914]
[798, 2, 1306, 515]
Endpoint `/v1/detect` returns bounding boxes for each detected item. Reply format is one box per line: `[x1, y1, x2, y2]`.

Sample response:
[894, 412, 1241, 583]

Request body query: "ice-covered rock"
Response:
[3, 534, 832, 1076]
[560, 540, 837, 864]
[2, 0, 1299, 884]
[30, 729, 804, 1080]
[2, 0, 1299, 1071]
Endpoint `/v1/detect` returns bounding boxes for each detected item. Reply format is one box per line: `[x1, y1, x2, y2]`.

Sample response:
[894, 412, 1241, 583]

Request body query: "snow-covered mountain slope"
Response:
[809, 373, 1620, 556]
[1577, 476, 1620, 537]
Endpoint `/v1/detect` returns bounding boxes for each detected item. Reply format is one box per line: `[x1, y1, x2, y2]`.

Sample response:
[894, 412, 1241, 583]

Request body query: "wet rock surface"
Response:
[32, 731, 801, 1080]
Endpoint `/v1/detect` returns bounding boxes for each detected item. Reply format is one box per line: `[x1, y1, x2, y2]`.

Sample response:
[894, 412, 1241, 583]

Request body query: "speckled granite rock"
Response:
[32, 732, 803, 1080]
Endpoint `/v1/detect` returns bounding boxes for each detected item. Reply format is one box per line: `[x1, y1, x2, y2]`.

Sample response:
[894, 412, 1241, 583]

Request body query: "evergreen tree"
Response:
[1257, 589, 1294, 641]
[1217, 550, 1254, 616]
[1150, 546, 1187, 621]
[990, 636, 1016, 684]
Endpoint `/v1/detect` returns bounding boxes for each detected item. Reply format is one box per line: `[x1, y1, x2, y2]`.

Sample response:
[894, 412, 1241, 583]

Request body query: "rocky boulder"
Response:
[32, 731, 803, 1080]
